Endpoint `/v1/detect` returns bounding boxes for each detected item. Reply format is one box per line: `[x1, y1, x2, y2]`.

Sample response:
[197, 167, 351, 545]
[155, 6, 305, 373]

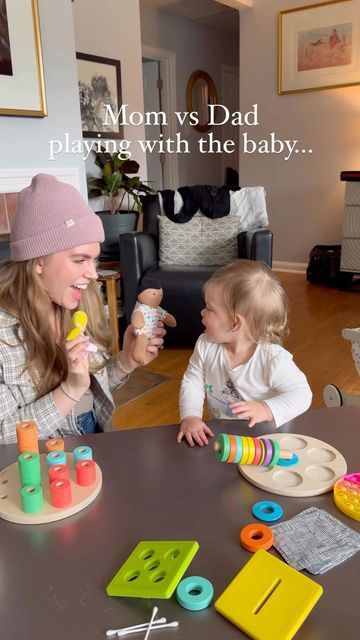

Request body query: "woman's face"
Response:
[35, 243, 100, 310]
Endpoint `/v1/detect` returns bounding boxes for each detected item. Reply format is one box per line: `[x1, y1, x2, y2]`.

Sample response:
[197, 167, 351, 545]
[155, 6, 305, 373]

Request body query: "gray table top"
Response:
[1, 406, 360, 640]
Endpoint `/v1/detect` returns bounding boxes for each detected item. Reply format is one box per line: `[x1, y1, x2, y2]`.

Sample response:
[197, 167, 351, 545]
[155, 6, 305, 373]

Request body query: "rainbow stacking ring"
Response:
[268, 439, 280, 467]
[240, 523, 273, 552]
[259, 439, 266, 465]
[240, 437, 250, 464]
[253, 438, 263, 465]
[247, 437, 256, 465]
[227, 435, 238, 463]
[232, 435, 243, 464]
[252, 500, 283, 523]
[262, 439, 273, 466]
[277, 453, 299, 467]
[176, 576, 214, 611]
[215, 433, 230, 462]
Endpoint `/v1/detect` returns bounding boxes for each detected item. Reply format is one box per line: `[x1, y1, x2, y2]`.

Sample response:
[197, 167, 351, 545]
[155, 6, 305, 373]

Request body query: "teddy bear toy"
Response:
[131, 277, 177, 365]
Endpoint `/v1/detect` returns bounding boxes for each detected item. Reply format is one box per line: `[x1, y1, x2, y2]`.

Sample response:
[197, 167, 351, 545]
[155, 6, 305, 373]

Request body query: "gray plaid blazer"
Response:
[0, 310, 127, 444]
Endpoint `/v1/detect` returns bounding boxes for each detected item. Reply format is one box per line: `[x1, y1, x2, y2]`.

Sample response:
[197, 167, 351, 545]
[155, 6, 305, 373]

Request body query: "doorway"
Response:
[141, 45, 179, 190]
[142, 59, 164, 190]
[221, 65, 240, 185]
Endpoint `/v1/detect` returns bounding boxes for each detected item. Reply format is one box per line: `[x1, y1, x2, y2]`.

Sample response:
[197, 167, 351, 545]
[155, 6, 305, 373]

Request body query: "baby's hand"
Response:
[177, 416, 214, 447]
[229, 400, 273, 428]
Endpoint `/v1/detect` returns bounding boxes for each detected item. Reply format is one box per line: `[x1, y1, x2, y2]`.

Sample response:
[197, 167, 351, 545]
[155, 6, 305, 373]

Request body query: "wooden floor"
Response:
[112, 272, 360, 430]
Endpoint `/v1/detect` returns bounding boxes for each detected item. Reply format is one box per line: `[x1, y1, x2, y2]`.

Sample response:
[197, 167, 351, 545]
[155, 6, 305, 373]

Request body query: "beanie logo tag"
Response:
[65, 218, 75, 227]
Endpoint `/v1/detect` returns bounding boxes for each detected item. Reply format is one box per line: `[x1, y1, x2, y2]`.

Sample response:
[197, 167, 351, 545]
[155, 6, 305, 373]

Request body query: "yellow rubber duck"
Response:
[66, 311, 88, 341]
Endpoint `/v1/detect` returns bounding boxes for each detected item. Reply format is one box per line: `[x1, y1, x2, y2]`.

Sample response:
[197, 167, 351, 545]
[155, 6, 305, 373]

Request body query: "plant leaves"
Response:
[87, 149, 155, 213]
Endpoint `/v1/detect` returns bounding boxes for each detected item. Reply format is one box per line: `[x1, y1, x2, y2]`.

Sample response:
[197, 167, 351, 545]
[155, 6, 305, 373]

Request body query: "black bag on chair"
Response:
[306, 245, 341, 285]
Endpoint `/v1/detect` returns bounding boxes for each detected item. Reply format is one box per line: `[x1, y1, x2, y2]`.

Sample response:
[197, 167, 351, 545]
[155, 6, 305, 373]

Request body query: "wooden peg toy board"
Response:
[106, 540, 199, 599]
[238, 434, 346, 497]
[215, 549, 323, 640]
[0, 453, 102, 524]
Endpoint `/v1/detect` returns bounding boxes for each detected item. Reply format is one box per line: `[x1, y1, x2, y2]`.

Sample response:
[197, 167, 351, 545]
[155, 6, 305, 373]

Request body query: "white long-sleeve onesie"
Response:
[179, 335, 312, 428]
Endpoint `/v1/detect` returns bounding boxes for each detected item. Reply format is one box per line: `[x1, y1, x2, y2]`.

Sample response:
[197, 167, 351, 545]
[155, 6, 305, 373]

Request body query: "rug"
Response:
[112, 368, 170, 408]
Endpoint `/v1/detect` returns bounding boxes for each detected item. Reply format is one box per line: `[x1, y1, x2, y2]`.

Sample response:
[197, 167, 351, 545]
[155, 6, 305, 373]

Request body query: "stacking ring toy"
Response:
[277, 453, 299, 467]
[240, 523, 274, 552]
[227, 434, 238, 463]
[176, 576, 214, 611]
[214, 434, 291, 467]
[263, 439, 273, 466]
[253, 438, 262, 465]
[215, 433, 230, 462]
[252, 500, 283, 523]
[259, 439, 266, 465]
[268, 439, 280, 468]
[46, 450, 67, 468]
[241, 437, 250, 464]
[73, 445, 92, 464]
[232, 435, 243, 464]
[247, 437, 256, 464]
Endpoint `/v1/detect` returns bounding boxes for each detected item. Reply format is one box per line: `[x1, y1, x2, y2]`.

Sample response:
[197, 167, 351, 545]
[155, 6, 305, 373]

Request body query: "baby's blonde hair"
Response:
[205, 259, 289, 344]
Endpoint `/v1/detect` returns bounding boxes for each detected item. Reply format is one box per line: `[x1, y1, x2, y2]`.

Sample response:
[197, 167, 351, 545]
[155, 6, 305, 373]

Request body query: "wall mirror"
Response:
[186, 70, 218, 133]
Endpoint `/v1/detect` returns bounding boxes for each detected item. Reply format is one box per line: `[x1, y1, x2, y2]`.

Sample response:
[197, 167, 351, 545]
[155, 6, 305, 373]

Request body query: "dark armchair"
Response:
[120, 194, 273, 346]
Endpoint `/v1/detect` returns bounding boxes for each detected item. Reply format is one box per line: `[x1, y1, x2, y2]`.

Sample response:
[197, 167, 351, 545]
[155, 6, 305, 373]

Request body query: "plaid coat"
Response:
[0, 309, 127, 444]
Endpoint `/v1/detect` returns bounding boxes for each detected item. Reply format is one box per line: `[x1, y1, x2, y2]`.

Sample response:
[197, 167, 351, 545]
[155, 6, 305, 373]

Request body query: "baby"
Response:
[177, 260, 312, 446]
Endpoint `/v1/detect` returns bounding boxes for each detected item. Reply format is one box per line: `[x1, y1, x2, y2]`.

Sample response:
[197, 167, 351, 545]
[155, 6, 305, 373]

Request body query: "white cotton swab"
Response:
[143, 606, 158, 640]
[106, 618, 166, 637]
[117, 622, 179, 637]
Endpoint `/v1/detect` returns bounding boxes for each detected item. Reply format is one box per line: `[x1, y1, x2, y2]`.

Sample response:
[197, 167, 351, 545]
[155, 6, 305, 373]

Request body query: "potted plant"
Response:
[87, 149, 154, 261]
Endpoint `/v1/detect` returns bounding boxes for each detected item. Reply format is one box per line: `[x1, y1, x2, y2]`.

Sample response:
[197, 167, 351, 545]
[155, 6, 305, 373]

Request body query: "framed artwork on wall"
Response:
[76, 52, 124, 139]
[278, 0, 360, 94]
[0, 0, 47, 116]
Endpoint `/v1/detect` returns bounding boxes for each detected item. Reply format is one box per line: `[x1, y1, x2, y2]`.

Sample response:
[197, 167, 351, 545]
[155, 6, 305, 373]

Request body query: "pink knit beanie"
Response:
[10, 174, 105, 262]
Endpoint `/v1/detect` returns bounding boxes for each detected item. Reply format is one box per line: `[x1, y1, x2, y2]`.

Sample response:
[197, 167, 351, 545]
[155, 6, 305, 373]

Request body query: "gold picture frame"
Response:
[186, 70, 218, 133]
[0, 0, 47, 116]
[278, 0, 360, 94]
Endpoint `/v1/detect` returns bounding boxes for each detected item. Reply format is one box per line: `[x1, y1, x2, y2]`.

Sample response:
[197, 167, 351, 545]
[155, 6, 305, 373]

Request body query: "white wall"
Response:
[239, 0, 360, 264]
[0, 0, 86, 196]
[72, 0, 147, 187]
[140, 6, 239, 186]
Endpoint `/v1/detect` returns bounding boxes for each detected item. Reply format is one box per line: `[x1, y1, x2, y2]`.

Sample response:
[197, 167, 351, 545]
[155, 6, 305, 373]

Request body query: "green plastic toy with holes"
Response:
[106, 540, 199, 598]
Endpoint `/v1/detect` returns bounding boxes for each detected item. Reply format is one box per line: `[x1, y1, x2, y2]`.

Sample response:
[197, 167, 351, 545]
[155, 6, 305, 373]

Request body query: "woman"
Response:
[0, 173, 164, 443]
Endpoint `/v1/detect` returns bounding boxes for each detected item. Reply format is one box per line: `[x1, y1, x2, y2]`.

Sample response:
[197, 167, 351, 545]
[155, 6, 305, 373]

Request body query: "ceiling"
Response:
[140, 0, 239, 35]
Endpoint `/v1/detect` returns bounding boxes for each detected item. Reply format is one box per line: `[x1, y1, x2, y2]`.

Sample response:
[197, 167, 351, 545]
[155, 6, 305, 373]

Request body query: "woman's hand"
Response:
[229, 400, 273, 428]
[63, 334, 91, 397]
[119, 322, 166, 372]
[177, 416, 214, 447]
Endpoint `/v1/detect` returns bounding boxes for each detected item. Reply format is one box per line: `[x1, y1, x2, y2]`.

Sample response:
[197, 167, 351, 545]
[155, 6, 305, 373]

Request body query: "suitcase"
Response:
[306, 245, 341, 285]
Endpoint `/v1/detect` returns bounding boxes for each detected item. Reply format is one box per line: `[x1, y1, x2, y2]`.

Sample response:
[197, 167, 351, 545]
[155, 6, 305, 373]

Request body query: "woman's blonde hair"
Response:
[0, 259, 113, 396]
[205, 259, 289, 344]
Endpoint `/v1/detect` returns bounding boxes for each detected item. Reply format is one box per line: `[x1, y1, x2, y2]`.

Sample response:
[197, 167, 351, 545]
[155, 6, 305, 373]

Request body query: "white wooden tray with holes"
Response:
[238, 434, 347, 497]
[0, 453, 102, 525]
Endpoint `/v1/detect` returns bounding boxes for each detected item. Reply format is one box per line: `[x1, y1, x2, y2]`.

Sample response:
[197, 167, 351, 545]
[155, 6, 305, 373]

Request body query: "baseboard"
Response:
[273, 261, 307, 274]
